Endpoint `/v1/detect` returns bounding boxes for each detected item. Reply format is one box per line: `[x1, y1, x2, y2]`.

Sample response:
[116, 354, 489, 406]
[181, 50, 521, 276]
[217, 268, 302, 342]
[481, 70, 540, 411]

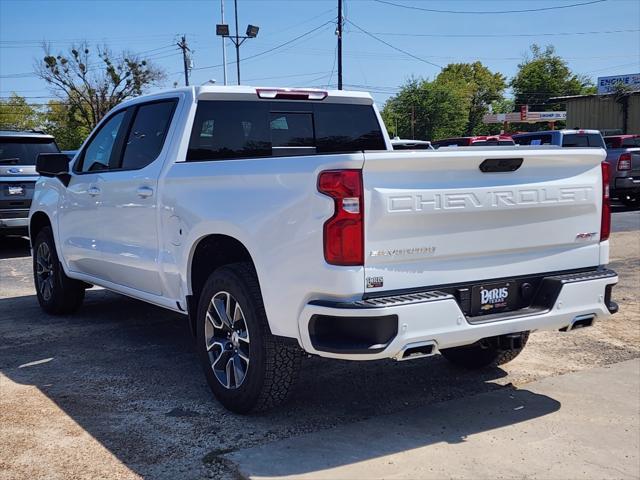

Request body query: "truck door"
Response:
[59, 109, 128, 278]
[95, 99, 178, 295]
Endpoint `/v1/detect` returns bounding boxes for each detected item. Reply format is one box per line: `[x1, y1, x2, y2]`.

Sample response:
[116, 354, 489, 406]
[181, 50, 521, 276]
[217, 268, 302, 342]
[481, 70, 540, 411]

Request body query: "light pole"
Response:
[216, 0, 259, 85]
[220, 0, 227, 85]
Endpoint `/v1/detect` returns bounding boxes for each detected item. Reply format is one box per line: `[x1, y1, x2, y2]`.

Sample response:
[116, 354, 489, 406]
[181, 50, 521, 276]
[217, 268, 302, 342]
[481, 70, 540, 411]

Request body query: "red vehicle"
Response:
[604, 135, 640, 149]
[432, 135, 515, 148]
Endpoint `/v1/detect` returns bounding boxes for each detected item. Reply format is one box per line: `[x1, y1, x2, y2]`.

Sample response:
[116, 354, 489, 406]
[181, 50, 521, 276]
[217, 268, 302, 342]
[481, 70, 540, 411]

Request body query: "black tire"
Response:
[441, 332, 529, 369]
[196, 262, 301, 413]
[620, 193, 639, 208]
[33, 226, 85, 315]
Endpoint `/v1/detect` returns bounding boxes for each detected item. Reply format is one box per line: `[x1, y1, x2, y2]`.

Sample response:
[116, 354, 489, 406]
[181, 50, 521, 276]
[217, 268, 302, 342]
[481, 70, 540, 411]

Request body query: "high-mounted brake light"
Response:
[256, 88, 327, 101]
[318, 170, 364, 266]
[617, 152, 632, 171]
[601, 161, 611, 242]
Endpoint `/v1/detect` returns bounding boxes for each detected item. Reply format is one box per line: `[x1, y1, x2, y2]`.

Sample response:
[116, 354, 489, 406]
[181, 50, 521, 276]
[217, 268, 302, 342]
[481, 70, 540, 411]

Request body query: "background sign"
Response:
[597, 73, 640, 94]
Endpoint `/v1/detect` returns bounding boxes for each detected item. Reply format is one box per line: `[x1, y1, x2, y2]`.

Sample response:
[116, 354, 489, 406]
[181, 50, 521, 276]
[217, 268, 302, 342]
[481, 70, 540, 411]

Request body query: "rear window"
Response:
[187, 101, 385, 161]
[513, 134, 553, 146]
[622, 137, 640, 148]
[0, 137, 59, 165]
[562, 134, 604, 148]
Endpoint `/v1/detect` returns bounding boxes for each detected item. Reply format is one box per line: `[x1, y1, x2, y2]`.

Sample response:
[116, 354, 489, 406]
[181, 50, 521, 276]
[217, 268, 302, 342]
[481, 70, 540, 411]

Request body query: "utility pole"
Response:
[337, 0, 343, 90]
[221, 0, 227, 85]
[411, 105, 415, 139]
[177, 35, 191, 86]
[234, 0, 241, 85]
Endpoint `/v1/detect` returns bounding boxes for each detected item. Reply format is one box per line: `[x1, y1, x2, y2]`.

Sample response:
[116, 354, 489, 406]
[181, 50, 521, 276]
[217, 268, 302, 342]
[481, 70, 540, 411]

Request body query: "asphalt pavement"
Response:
[0, 206, 638, 480]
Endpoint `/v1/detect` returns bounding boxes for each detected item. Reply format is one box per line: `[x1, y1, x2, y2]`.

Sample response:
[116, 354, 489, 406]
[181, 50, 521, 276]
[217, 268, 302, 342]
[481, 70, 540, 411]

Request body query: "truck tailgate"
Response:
[362, 148, 606, 292]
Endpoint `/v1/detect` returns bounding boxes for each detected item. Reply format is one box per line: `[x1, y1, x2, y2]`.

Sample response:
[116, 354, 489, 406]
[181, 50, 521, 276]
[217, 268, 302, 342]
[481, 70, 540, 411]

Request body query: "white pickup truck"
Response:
[30, 86, 618, 413]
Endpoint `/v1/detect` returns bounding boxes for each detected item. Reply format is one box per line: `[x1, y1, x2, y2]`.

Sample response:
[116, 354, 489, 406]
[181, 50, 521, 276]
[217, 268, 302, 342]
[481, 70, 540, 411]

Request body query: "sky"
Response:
[1, 0, 639, 107]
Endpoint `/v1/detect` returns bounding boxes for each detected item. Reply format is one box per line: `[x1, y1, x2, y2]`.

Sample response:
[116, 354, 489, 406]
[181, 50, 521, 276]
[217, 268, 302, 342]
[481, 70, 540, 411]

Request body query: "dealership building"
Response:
[551, 73, 640, 135]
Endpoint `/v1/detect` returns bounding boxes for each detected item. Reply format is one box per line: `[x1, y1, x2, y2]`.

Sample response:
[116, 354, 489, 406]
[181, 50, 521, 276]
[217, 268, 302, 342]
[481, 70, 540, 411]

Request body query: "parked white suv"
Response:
[30, 86, 618, 412]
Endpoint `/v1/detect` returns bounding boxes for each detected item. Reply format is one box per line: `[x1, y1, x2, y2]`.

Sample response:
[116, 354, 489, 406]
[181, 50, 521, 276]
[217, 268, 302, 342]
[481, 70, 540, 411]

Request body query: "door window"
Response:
[77, 110, 126, 173]
[121, 100, 177, 170]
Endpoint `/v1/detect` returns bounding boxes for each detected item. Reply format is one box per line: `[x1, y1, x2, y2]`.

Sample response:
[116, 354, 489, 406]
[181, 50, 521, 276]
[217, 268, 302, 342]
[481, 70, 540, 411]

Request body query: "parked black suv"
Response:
[0, 130, 60, 237]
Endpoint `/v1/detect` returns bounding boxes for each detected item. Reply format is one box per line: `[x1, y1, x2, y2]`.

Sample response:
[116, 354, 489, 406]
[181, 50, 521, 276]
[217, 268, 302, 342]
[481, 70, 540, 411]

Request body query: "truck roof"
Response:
[0, 130, 54, 139]
[117, 85, 375, 109]
[513, 129, 601, 136]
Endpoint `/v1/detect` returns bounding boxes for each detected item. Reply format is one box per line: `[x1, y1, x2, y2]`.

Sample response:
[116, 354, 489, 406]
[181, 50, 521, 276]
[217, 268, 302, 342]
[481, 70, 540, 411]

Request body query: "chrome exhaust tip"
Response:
[396, 341, 438, 361]
[560, 314, 596, 332]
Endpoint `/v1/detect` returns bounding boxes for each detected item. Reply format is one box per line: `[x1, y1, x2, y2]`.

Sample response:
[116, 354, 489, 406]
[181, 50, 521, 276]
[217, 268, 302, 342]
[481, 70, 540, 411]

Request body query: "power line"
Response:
[192, 20, 334, 72]
[372, 0, 607, 15]
[346, 19, 443, 69]
[353, 28, 640, 39]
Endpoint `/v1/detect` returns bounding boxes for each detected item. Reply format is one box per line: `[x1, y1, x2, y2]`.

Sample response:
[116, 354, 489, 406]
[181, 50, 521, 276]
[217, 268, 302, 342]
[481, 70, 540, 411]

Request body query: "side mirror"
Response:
[36, 153, 72, 186]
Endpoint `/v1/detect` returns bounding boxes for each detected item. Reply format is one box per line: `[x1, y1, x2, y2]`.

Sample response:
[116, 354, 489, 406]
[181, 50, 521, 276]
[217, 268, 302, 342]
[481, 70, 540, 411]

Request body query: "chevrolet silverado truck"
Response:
[29, 86, 618, 413]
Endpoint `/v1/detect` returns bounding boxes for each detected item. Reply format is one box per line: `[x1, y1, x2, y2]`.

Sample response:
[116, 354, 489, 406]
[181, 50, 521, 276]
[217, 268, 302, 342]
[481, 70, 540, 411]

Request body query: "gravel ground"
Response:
[0, 208, 638, 480]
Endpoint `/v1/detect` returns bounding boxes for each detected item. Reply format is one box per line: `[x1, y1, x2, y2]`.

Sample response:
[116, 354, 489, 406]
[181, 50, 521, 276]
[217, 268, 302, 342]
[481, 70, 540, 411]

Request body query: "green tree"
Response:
[41, 100, 90, 150]
[511, 44, 594, 111]
[35, 42, 165, 131]
[0, 93, 41, 130]
[436, 62, 506, 135]
[381, 77, 470, 141]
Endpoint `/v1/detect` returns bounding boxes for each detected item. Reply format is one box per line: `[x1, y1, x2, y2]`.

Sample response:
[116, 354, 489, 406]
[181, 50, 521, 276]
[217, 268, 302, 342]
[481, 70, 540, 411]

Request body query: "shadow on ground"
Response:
[0, 235, 30, 259]
[0, 287, 548, 478]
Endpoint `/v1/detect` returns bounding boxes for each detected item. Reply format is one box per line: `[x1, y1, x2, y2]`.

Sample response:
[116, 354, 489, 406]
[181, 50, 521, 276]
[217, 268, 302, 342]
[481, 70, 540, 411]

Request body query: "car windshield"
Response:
[0, 138, 59, 165]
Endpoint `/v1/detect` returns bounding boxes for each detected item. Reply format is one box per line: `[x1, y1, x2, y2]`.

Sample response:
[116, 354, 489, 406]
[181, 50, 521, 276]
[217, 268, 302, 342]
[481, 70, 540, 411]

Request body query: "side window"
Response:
[622, 137, 640, 147]
[187, 101, 270, 161]
[314, 103, 386, 153]
[121, 100, 177, 170]
[78, 110, 126, 173]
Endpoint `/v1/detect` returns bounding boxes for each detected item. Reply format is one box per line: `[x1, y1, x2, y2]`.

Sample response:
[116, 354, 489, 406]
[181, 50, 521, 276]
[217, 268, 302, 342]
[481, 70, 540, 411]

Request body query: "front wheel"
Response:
[441, 332, 529, 369]
[32, 226, 85, 314]
[196, 263, 301, 413]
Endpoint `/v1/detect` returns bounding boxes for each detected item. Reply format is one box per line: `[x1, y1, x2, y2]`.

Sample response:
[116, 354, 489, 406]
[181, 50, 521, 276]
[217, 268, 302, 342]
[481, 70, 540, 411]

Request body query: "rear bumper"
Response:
[297, 268, 618, 360]
[0, 209, 29, 229]
[613, 175, 640, 193]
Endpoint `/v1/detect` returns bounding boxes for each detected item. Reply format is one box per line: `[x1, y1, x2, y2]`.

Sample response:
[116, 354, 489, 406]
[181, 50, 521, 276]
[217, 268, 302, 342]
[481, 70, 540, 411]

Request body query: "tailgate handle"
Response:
[479, 158, 523, 173]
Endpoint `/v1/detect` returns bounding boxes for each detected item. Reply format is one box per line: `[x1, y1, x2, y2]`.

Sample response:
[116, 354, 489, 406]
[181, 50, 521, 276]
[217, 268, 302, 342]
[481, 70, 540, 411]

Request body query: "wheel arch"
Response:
[29, 211, 52, 248]
[187, 233, 259, 335]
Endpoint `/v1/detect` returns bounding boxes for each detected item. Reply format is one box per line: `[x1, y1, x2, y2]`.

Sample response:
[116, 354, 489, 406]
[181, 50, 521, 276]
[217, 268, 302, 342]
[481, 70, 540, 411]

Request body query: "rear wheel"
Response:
[32, 226, 85, 314]
[441, 332, 529, 369]
[196, 263, 301, 413]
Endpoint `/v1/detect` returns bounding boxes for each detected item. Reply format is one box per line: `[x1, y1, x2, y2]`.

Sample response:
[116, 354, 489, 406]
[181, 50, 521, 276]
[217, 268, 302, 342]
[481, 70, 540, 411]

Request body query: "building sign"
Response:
[483, 111, 566, 124]
[597, 73, 640, 94]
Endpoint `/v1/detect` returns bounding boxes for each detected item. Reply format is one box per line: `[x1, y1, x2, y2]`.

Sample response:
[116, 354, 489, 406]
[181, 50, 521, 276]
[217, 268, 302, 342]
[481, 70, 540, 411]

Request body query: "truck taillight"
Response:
[601, 161, 611, 242]
[318, 170, 364, 266]
[617, 153, 632, 171]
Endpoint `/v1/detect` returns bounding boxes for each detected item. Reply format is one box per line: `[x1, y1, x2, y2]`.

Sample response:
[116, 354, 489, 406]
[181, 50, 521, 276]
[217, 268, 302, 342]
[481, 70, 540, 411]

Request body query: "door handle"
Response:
[88, 186, 101, 196]
[137, 186, 154, 198]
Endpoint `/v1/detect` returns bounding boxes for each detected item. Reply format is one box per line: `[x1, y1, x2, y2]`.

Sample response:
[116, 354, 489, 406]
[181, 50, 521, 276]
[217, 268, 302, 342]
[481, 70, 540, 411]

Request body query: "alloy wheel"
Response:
[36, 242, 54, 301]
[204, 291, 251, 389]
